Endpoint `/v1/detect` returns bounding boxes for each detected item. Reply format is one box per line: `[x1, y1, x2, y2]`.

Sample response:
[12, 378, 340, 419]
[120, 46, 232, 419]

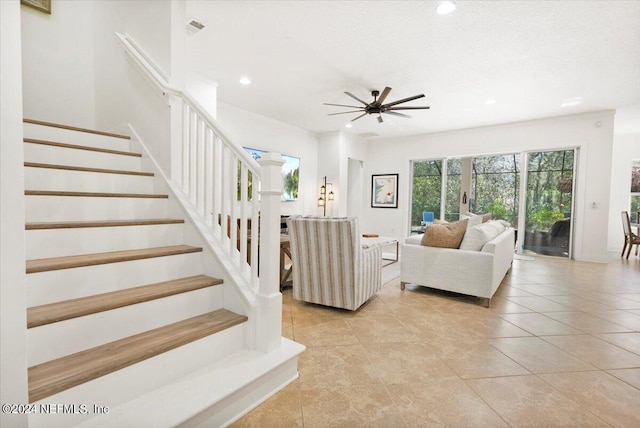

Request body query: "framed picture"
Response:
[371, 174, 398, 208]
[21, 0, 51, 14]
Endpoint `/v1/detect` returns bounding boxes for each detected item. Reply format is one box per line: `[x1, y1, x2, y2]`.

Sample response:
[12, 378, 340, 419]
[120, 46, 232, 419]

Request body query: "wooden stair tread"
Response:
[24, 118, 131, 140]
[27, 275, 223, 328]
[26, 245, 202, 274]
[24, 138, 141, 157]
[28, 309, 247, 403]
[26, 219, 184, 230]
[25, 162, 154, 177]
[25, 190, 168, 199]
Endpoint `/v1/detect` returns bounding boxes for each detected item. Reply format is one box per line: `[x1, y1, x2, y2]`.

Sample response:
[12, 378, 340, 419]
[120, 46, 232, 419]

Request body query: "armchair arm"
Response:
[353, 245, 382, 305]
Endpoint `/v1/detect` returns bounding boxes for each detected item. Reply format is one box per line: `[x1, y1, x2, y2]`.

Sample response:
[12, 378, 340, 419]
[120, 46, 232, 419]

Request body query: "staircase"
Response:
[22, 119, 301, 428]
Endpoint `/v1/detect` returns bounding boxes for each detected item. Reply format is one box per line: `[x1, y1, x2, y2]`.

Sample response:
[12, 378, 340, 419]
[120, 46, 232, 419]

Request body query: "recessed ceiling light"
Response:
[484, 98, 496, 105]
[239, 77, 252, 85]
[560, 97, 582, 108]
[345, 123, 353, 128]
[436, 1, 456, 15]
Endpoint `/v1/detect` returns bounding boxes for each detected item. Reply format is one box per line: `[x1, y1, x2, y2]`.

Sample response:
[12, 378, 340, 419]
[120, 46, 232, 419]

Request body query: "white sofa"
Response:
[400, 226, 515, 306]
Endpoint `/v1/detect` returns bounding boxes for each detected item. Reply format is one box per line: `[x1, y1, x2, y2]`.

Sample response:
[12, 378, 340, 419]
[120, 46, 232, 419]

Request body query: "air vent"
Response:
[186, 19, 205, 35]
[358, 132, 379, 138]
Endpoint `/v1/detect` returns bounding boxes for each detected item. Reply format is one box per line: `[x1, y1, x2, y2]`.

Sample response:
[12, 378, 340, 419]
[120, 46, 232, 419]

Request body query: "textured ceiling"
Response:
[186, 0, 640, 139]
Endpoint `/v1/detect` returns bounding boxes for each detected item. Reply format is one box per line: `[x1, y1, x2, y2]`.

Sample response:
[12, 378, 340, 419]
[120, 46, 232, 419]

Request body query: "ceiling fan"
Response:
[324, 87, 430, 123]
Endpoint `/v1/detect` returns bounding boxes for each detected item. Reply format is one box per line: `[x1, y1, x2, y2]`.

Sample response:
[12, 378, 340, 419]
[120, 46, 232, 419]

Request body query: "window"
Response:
[471, 154, 520, 225]
[444, 158, 462, 222]
[631, 160, 640, 223]
[411, 160, 442, 230]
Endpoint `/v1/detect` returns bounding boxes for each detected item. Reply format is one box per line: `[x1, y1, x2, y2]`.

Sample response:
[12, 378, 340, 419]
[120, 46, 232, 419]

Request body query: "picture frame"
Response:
[21, 0, 51, 14]
[371, 174, 398, 208]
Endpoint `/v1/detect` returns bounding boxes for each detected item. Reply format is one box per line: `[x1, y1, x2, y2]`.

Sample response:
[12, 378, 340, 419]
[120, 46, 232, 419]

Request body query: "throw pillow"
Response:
[481, 213, 493, 223]
[496, 219, 511, 228]
[459, 220, 506, 251]
[420, 219, 468, 248]
[467, 215, 483, 228]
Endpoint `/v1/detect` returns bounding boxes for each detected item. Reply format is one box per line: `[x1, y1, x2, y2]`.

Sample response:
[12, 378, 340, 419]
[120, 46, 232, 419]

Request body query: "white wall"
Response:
[186, 71, 218, 119]
[1, 1, 29, 426]
[21, 0, 95, 127]
[316, 131, 369, 217]
[347, 158, 364, 218]
[363, 111, 617, 262]
[608, 131, 640, 252]
[93, 0, 174, 174]
[217, 102, 319, 216]
[340, 132, 369, 217]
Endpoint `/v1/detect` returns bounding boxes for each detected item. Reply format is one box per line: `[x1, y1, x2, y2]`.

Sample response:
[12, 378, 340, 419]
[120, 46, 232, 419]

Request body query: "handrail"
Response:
[115, 31, 285, 351]
[115, 32, 261, 175]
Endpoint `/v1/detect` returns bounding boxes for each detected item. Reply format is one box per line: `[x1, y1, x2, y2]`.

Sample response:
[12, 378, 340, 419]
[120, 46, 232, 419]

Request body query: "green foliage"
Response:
[283, 167, 299, 200]
[531, 207, 565, 230]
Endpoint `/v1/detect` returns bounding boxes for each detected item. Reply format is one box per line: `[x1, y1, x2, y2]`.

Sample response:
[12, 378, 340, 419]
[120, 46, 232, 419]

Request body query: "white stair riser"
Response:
[28, 325, 246, 428]
[27, 253, 204, 306]
[28, 286, 224, 366]
[25, 143, 142, 171]
[24, 123, 132, 152]
[26, 224, 185, 259]
[25, 196, 168, 222]
[25, 167, 155, 194]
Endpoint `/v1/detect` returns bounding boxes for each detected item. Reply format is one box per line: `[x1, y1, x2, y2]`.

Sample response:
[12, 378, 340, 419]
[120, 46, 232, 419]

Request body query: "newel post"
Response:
[256, 152, 285, 352]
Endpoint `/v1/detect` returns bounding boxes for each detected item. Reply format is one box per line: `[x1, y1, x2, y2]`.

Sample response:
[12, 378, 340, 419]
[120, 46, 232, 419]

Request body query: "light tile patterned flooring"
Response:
[233, 256, 640, 427]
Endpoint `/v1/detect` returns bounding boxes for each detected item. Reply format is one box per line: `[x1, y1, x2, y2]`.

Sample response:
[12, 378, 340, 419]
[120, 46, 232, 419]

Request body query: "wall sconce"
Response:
[318, 176, 334, 216]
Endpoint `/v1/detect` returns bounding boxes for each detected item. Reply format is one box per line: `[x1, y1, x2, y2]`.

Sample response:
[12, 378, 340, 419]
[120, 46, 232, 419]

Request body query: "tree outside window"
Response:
[631, 160, 640, 223]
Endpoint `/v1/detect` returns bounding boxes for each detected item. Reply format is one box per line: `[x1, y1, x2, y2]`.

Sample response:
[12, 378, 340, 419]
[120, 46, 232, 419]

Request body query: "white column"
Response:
[517, 152, 529, 255]
[1, 1, 29, 426]
[460, 157, 473, 218]
[256, 153, 285, 352]
[440, 159, 448, 220]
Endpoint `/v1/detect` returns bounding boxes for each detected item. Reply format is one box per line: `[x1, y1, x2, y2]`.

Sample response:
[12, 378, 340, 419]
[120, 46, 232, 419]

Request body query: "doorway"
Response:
[347, 158, 364, 218]
[522, 149, 576, 258]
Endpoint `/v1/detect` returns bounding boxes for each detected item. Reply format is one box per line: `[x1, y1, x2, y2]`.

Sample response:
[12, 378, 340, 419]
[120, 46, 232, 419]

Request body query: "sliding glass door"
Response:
[410, 160, 442, 233]
[471, 154, 520, 226]
[522, 150, 575, 257]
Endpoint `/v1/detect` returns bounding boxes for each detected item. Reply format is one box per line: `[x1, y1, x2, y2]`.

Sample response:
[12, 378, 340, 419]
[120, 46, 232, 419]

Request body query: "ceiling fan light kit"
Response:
[324, 87, 430, 123]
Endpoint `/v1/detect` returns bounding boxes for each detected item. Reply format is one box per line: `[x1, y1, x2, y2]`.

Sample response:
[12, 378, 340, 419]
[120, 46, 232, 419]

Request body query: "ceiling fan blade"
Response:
[323, 103, 363, 109]
[328, 110, 365, 116]
[386, 106, 430, 110]
[344, 91, 369, 106]
[383, 111, 412, 119]
[376, 87, 392, 105]
[351, 112, 368, 122]
[382, 94, 425, 108]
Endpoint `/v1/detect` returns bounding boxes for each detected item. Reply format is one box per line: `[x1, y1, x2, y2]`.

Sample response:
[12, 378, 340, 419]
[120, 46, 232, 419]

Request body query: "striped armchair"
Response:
[286, 216, 382, 310]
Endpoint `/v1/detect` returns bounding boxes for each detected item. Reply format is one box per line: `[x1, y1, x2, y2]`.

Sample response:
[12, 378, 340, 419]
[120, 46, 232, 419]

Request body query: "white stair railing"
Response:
[115, 32, 283, 351]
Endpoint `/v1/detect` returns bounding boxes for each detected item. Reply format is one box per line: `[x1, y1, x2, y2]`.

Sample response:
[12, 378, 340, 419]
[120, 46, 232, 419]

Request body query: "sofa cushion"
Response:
[405, 233, 423, 245]
[459, 220, 507, 251]
[462, 212, 493, 223]
[420, 219, 468, 248]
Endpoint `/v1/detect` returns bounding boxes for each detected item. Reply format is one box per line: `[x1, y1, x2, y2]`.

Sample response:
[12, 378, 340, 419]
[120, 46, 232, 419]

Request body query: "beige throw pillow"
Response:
[420, 219, 468, 248]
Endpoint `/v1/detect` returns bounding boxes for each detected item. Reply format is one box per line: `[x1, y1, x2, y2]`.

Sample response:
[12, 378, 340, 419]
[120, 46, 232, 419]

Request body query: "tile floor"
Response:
[233, 256, 640, 427]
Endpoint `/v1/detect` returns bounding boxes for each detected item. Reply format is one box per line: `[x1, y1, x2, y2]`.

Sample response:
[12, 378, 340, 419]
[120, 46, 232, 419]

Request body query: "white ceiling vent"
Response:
[358, 132, 379, 138]
[186, 19, 205, 35]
